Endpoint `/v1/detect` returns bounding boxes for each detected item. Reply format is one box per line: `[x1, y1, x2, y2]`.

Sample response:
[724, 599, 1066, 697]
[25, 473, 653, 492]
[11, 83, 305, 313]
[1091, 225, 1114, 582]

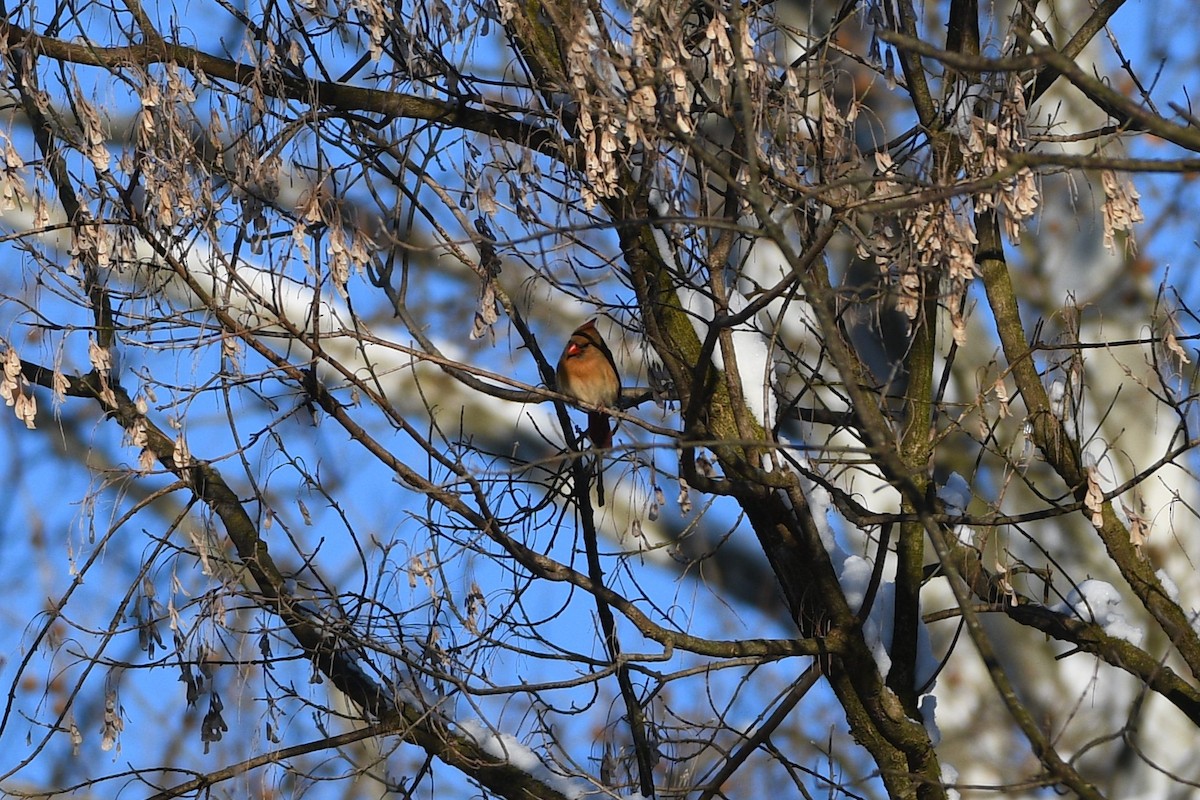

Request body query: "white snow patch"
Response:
[457, 719, 589, 799]
[789, 446, 938, 693]
[1156, 569, 1180, 604]
[920, 693, 940, 746]
[937, 472, 971, 514]
[941, 762, 960, 800]
[839, 554, 893, 677]
[836, 551, 938, 692]
[1048, 379, 1065, 417]
[1053, 579, 1144, 646]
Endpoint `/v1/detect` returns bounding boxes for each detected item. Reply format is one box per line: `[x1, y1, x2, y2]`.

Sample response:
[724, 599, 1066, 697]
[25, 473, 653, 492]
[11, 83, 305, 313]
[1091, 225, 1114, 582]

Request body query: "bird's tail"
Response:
[587, 412, 612, 506]
[587, 411, 613, 449]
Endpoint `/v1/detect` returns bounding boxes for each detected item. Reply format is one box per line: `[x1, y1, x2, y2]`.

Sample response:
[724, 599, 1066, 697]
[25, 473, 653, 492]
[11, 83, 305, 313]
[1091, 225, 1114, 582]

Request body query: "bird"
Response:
[556, 319, 620, 450]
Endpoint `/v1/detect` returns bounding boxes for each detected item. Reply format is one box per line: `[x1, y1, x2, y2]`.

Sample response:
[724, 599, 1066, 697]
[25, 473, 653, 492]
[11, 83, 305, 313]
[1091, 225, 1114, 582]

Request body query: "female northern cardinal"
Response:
[556, 319, 620, 449]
